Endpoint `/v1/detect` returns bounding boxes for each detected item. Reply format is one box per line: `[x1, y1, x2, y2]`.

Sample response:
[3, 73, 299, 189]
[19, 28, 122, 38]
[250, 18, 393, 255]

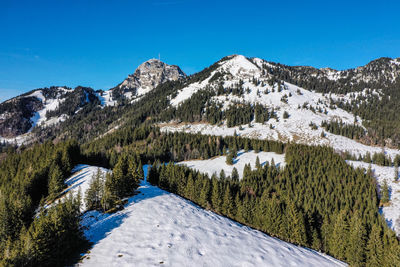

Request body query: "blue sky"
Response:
[1, 0, 399, 102]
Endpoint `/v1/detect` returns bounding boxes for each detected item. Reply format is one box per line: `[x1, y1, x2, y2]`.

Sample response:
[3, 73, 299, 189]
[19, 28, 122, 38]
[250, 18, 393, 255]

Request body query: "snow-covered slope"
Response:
[0, 86, 101, 142]
[347, 161, 400, 235]
[161, 54, 400, 160]
[26, 88, 71, 129]
[77, 167, 345, 267]
[178, 150, 285, 179]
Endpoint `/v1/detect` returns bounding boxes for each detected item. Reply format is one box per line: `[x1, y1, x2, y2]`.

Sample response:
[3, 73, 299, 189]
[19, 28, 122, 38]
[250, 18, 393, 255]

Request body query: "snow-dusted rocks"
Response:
[112, 58, 186, 101]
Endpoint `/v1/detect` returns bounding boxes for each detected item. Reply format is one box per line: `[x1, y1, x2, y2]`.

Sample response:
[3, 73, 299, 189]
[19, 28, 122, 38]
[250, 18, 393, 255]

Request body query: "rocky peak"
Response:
[114, 59, 186, 100]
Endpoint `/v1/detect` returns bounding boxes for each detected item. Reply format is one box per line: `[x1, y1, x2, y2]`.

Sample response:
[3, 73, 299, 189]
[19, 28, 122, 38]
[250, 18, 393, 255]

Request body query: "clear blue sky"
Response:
[1, 0, 399, 102]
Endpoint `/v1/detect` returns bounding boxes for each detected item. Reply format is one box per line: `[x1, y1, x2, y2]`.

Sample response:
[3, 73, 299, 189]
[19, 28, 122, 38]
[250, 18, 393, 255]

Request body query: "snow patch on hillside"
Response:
[79, 172, 345, 266]
[178, 150, 285, 179]
[96, 90, 117, 107]
[26, 89, 68, 129]
[347, 161, 400, 235]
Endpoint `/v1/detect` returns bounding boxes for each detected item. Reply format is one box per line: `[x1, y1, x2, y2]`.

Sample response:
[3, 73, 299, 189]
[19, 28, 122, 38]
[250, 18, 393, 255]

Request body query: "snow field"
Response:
[178, 150, 285, 179]
[79, 180, 345, 266]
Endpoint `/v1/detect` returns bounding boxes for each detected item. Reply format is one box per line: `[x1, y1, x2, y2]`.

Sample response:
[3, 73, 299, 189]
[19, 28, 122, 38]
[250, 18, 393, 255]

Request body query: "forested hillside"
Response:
[1, 54, 400, 266]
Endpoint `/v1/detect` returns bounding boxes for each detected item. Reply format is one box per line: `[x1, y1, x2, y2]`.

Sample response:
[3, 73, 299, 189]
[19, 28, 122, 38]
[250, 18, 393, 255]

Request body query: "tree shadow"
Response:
[80, 165, 167, 250]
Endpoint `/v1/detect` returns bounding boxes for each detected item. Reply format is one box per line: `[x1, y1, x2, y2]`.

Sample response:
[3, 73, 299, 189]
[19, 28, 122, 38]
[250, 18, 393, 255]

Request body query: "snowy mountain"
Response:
[110, 58, 186, 103]
[0, 86, 100, 142]
[62, 164, 345, 267]
[160, 55, 400, 159]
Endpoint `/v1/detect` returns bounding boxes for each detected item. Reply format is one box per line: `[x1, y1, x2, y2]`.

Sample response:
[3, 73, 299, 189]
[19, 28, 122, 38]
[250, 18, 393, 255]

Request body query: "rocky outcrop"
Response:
[112, 59, 186, 101]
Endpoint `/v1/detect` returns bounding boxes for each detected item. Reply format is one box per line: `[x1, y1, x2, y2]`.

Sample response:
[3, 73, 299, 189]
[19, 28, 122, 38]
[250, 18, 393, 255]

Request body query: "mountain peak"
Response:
[111, 59, 186, 101]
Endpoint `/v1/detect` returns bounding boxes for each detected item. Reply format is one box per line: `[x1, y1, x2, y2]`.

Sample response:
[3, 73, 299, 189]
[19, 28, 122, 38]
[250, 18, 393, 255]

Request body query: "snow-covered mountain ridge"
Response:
[161, 54, 400, 160]
[61, 164, 345, 267]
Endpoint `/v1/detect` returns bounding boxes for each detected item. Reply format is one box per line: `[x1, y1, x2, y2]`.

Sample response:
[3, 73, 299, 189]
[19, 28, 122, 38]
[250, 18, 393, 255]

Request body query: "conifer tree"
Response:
[329, 210, 349, 260]
[226, 152, 234, 165]
[184, 173, 195, 200]
[199, 178, 211, 208]
[366, 225, 383, 267]
[211, 178, 221, 212]
[346, 212, 366, 266]
[285, 200, 307, 246]
[255, 156, 261, 169]
[222, 184, 234, 217]
[48, 164, 64, 200]
[85, 168, 105, 211]
[217, 170, 225, 181]
[231, 167, 239, 181]
[381, 180, 390, 204]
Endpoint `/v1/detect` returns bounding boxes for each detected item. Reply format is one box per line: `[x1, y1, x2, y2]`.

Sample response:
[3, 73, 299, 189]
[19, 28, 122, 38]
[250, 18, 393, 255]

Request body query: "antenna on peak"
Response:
[158, 53, 160, 61]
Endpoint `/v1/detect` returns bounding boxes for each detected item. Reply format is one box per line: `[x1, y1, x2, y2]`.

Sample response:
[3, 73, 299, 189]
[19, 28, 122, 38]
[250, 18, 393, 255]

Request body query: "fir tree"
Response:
[285, 200, 307, 246]
[366, 225, 383, 267]
[381, 180, 390, 204]
[85, 168, 105, 211]
[346, 212, 366, 266]
[231, 167, 239, 181]
[329, 210, 349, 260]
[48, 164, 64, 200]
[255, 156, 261, 169]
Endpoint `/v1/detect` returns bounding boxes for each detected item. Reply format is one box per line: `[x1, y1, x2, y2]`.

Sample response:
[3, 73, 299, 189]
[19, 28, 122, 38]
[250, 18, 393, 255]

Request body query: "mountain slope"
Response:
[73, 165, 345, 267]
[0, 86, 99, 140]
[160, 55, 400, 159]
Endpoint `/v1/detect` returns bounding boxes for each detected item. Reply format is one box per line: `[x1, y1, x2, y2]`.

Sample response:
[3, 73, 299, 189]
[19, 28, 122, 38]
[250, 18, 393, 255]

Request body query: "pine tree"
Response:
[48, 164, 64, 200]
[285, 200, 307, 246]
[211, 178, 221, 212]
[329, 210, 349, 260]
[102, 172, 118, 211]
[85, 168, 105, 211]
[199, 178, 211, 208]
[184, 173, 195, 200]
[226, 152, 234, 165]
[255, 156, 261, 169]
[231, 167, 239, 181]
[346, 212, 366, 266]
[394, 163, 399, 182]
[366, 224, 383, 267]
[381, 180, 390, 204]
[222, 184, 234, 217]
[220, 169, 226, 180]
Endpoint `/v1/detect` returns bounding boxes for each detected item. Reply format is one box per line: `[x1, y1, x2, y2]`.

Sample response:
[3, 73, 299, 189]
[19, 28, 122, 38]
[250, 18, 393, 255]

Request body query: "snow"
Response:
[79, 165, 345, 267]
[0, 133, 32, 146]
[96, 90, 117, 107]
[26, 89, 68, 129]
[220, 54, 260, 76]
[347, 161, 400, 235]
[160, 120, 400, 162]
[162, 55, 400, 161]
[178, 150, 285, 179]
[63, 165, 111, 211]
